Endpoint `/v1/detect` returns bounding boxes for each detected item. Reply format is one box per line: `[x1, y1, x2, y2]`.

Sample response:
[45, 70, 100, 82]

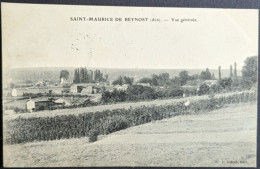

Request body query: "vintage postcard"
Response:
[2, 2, 258, 167]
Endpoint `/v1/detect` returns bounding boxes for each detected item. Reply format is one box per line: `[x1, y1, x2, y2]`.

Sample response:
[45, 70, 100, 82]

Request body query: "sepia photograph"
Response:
[1, 2, 258, 167]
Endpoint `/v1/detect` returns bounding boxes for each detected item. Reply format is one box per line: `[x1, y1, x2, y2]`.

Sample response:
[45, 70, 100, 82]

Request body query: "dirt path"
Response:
[4, 102, 256, 167]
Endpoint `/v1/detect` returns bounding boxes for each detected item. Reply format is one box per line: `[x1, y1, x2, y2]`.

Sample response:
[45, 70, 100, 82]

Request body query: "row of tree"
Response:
[137, 68, 216, 87]
[73, 67, 108, 84]
[218, 62, 238, 80]
[112, 76, 134, 86]
[104, 56, 257, 104]
[217, 56, 257, 90]
[136, 56, 257, 89]
[101, 85, 184, 103]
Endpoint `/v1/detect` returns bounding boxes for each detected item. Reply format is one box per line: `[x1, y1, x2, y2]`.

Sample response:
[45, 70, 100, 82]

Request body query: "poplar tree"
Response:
[234, 62, 237, 78]
[218, 66, 221, 80]
[230, 65, 233, 78]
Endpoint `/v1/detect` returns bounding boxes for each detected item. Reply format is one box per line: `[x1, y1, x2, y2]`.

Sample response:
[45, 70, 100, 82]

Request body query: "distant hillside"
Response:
[10, 67, 241, 84]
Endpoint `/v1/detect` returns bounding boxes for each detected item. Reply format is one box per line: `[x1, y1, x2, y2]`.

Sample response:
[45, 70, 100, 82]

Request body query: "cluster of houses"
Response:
[5, 77, 219, 114]
[9, 82, 152, 97]
[10, 87, 63, 97]
[26, 95, 100, 113]
[23, 83, 145, 112]
[70, 84, 102, 94]
[181, 79, 218, 90]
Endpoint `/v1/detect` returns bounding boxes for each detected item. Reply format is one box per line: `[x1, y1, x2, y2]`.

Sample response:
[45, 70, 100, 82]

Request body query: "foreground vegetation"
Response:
[4, 91, 256, 144]
[4, 102, 256, 167]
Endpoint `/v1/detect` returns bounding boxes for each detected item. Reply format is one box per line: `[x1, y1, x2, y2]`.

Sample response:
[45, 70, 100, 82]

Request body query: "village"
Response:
[2, 72, 207, 114]
[3, 56, 257, 115]
[3, 64, 242, 115]
[3, 67, 159, 113]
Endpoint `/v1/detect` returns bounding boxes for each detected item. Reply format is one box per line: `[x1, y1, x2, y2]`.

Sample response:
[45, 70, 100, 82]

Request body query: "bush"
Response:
[183, 88, 197, 96]
[101, 85, 185, 104]
[89, 129, 99, 143]
[219, 78, 233, 90]
[210, 84, 222, 93]
[198, 84, 210, 95]
[103, 117, 129, 134]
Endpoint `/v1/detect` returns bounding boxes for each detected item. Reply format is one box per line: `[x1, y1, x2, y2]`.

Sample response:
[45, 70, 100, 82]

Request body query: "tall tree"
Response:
[60, 70, 69, 80]
[234, 62, 237, 78]
[151, 74, 159, 86]
[179, 71, 190, 85]
[230, 65, 233, 78]
[112, 76, 123, 85]
[211, 72, 216, 80]
[73, 69, 78, 83]
[112, 76, 133, 85]
[241, 56, 257, 88]
[200, 68, 212, 80]
[218, 66, 221, 80]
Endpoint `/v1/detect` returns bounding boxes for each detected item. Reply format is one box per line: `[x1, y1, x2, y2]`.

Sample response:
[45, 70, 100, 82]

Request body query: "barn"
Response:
[27, 98, 54, 112]
[54, 98, 72, 106]
[81, 86, 93, 94]
[113, 84, 129, 91]
[204, 80, 218, 87]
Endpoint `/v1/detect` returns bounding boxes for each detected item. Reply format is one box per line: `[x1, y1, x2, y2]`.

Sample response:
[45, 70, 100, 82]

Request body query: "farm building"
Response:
[70, 84, 101, 94]
[22, 87, 49, 95]
[60, 77, 68, 85]
[204, 80, 218, 87]
[11, 89, 17, 97]
[70, 85, 87, 94]
[113, 84, 129, 91]
[137, 83, 151, 87]
[81, 86, 93, 94]
[54, 98, 72, 106]
[11, 88, 24, 96]
[27, 98, 54, 112]
[70, 85, 78, 93]
[35, 81, 46, 87]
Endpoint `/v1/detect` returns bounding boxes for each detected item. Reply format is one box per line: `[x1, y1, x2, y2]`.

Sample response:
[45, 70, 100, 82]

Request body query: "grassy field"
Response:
[3, 102, 256, 167]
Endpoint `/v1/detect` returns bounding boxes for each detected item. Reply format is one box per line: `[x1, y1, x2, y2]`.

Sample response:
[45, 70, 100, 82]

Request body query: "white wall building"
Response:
[137, 83, 151, 87]
[114, 84, 129, 91]
[11, 89, 17, 97]
[27, 99, 35, 113]
[70, 85, 78, 93]
[54, 98, 72, 106]
[204, 80, 218, 87]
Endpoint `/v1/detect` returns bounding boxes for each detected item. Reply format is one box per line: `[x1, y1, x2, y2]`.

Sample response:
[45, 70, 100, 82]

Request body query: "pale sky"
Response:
[2, 3, 258, 70]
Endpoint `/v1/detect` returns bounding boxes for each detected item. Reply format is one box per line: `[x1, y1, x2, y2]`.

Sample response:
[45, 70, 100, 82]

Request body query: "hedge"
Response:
[4, 91, 256, 144]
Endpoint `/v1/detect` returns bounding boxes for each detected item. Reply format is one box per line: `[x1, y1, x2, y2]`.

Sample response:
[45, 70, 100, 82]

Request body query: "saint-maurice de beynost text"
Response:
[70, 17, 197, 22]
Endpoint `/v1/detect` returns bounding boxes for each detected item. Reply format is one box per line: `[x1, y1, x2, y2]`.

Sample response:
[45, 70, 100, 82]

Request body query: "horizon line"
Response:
[10, 66, 242, 70]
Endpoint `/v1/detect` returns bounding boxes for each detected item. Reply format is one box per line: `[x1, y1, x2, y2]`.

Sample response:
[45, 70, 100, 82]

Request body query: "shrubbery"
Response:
[101, 85, 184, 104]
[4, 91, 256, 144]
[198, 84, 210, 95]
[89, 129, 99, 142]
